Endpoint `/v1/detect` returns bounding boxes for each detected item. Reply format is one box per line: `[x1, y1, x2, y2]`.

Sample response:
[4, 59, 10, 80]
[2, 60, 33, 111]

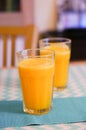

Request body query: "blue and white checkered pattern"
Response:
[0, 64, 86, 130]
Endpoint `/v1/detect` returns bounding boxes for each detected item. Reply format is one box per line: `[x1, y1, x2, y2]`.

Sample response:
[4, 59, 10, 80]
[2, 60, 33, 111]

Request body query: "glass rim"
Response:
[16, 48, 55, 58]
[39, 37, 71, 44]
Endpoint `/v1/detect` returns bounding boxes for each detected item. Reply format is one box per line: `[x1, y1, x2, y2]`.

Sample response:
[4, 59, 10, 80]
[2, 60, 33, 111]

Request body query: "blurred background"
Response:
[0, 0, 86, 65]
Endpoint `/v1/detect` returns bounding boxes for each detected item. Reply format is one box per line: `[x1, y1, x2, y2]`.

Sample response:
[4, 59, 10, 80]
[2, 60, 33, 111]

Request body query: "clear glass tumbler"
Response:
[16, 49, 55, 115]
[39, 37, 71, 91]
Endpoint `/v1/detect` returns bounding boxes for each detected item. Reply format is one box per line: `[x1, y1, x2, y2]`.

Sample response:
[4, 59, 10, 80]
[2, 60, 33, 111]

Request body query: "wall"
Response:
[0, 0, 57, 32]
[34, 0, 57, 32]
[0, 0, 34, 26]
[0, 12, 23, 26]
[21, 0, 34, 25]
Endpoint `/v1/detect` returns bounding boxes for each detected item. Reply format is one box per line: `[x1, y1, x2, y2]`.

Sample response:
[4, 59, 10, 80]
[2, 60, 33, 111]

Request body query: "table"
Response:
[0, 62, 86, 129]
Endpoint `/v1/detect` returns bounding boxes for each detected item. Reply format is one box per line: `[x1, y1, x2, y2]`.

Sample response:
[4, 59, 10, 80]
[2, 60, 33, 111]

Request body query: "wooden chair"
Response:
[0, 25, 39, 67]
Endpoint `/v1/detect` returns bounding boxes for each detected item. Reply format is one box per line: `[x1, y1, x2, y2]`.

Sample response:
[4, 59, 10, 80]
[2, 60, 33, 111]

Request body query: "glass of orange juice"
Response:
[39, 37, 71, 91]
[16, 49, 54, 115]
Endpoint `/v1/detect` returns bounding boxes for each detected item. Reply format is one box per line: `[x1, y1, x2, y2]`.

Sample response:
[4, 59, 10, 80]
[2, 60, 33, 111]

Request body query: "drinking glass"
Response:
[16, 49, 54, 115]
[39, 37, 71, 91]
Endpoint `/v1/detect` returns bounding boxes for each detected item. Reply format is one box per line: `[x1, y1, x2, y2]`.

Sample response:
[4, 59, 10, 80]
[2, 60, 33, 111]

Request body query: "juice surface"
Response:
[44, 43, 71, 88]
[18, 58, 54, 111]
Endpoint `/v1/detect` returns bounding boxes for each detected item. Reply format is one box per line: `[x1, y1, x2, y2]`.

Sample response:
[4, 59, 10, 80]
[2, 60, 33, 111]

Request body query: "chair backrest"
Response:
[0, 25, 39, 67]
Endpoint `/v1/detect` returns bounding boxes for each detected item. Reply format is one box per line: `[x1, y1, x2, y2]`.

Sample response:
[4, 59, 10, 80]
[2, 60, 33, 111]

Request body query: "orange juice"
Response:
[18, 58, 54, 114]
[43, 43, 71, 89]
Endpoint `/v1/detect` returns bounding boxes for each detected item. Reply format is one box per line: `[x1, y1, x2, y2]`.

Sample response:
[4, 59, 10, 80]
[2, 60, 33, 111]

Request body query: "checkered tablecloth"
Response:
[0, 64, 86, 130]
